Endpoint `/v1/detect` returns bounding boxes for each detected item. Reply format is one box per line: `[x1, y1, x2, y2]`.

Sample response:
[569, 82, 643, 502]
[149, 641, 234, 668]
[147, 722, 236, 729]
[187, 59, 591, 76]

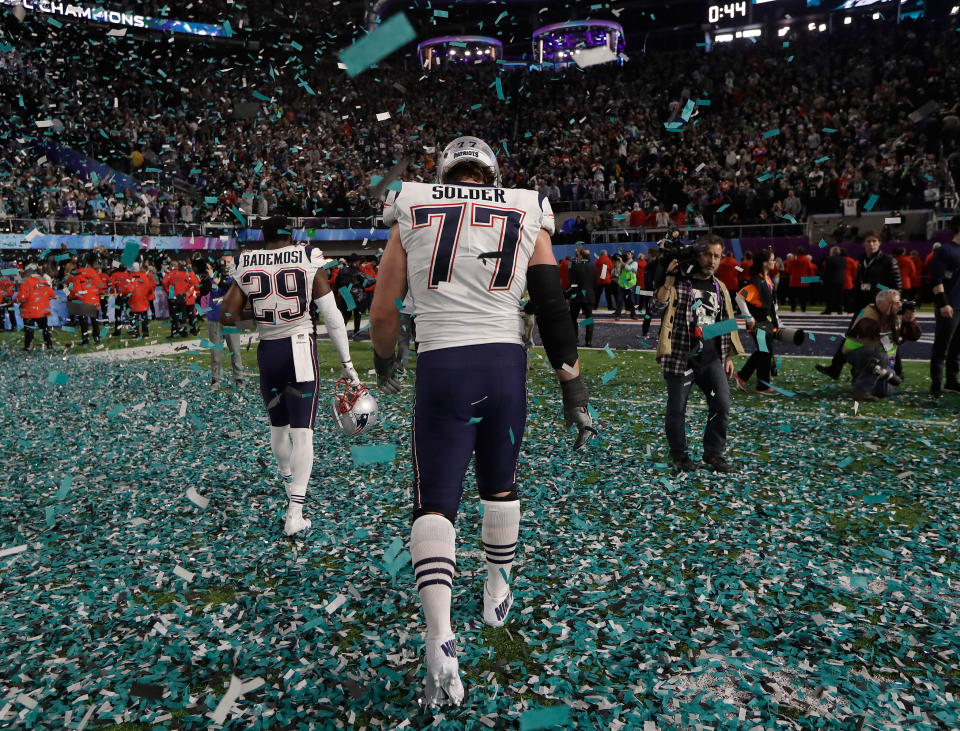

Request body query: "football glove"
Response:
[560, 375, 597, 450]
[341, 360, 360, 385]
[374, 350, 402, 395]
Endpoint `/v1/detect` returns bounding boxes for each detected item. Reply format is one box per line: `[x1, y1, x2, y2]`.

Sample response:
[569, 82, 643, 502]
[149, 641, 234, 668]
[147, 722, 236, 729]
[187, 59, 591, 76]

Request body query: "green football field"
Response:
[1, 337, 959, 730]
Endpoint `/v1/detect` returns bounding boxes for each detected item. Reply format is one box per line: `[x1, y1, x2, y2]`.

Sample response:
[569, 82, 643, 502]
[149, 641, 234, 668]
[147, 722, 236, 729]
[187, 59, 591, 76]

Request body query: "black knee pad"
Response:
[412, 507, 457, 526]
[479, 490, 519, 503]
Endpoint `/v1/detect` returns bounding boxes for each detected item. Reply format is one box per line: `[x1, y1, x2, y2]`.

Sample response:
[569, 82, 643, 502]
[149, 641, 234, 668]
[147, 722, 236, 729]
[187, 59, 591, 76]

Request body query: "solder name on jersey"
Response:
[431, 185, 506, 203]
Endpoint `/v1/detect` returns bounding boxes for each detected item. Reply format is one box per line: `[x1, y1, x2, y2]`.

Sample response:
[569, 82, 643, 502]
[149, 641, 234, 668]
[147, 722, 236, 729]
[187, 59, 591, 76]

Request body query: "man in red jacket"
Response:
[110, 264, 132, 337]
[843, 253, 858, 313]
[162, 259, 191, 337]
[126, 263, 156, 337]
[894, 248, 916, 302]
[66, 254, 105, 345]
[0, 274, 15, 331]
[184, 264, 201, 335]
[16, 263, 56, 350]
[595, 249, 615, 310]
[716, 249, 740, 293]
[787, 247, 816, 312]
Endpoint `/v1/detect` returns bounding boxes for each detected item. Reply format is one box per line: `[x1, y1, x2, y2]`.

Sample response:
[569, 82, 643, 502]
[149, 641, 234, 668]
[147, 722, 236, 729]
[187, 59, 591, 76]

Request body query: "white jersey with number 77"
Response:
[382, 181, 555, 354]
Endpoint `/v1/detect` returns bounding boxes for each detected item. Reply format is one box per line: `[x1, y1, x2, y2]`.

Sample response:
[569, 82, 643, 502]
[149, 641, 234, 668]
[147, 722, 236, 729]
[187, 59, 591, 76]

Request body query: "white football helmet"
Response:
[437, 136, 501, 187]
[332, 378, 378, 436]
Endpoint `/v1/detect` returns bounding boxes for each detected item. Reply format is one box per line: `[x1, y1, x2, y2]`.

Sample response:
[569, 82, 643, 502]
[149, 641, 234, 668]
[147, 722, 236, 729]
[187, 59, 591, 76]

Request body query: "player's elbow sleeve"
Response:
[527, 264, 578, 370]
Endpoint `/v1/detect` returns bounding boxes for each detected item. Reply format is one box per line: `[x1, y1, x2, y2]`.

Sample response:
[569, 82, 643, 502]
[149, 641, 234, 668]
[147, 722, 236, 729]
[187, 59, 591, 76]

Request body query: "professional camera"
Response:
[901, 300, 917, 313]
[650, 228, 701, 289]
[756, 322, 807, 346]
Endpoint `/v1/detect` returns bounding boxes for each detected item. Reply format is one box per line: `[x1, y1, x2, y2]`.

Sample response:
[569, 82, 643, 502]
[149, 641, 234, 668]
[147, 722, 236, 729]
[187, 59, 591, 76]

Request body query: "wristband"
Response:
[560, 375, 589, 409]
[934, 291, 948, 309]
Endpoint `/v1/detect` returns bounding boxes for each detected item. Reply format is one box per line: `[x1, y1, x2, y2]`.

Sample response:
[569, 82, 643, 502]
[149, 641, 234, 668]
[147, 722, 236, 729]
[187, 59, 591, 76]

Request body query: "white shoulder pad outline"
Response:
[538, 191, 556, 236]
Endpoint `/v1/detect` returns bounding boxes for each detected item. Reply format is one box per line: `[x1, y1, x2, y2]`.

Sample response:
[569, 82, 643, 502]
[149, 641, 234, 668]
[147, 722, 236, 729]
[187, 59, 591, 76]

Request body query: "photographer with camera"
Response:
[842, 289, 920, 401]
[929, 215, 960, 397]
[198, 254, 245, 390]
[816, 232, 901, 379]
[649, 234, 745, 473]
[733, 249, 782, 394]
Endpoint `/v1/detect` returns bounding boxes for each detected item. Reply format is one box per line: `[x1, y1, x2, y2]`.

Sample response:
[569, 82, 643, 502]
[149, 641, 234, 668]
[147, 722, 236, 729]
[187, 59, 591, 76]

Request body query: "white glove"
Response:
[341, 361, 360, 384]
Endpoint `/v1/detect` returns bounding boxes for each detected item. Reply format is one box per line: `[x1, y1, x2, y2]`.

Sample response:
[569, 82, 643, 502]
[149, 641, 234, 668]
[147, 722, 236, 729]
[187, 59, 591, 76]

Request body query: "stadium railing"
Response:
[589, 222, 802, 243]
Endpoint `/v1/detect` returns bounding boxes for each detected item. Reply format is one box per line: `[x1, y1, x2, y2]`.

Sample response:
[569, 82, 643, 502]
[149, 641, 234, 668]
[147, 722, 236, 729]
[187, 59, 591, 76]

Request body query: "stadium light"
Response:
[844, 15, 852, 24]
[952, 5, 959, 14]
[871, 12, 880, 19]
[818, 23, 827, 31]
[808, 22, 816, 30]
[714, 33, 734, 42]
[465, 50, 472, 56]
[778, 26, 790, 36]
[742, 28, 762, 38]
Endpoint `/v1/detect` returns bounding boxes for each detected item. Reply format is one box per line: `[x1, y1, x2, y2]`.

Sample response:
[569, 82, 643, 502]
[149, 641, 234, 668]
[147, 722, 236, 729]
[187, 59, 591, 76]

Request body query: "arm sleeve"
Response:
[901, 318, 922, 342]
[314, 290, 352, 365]
[527, 264, 578, 370]
[929, 250, 944, 287]
[889, 257, 902, 291]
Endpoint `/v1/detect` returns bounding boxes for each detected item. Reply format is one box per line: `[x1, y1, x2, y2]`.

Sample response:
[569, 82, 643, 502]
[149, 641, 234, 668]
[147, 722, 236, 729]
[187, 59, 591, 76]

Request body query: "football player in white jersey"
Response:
[369, 137, 597, 707]
[220, 217, 361, 537]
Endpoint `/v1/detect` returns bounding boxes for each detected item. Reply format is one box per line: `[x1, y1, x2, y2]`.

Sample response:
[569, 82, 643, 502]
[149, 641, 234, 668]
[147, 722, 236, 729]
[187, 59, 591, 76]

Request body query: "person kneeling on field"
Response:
[842, 289, 921, 401]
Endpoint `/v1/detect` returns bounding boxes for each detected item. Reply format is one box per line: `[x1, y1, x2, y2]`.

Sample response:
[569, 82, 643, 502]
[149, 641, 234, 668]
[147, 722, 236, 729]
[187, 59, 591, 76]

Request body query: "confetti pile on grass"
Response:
[1, 345, 959, 729]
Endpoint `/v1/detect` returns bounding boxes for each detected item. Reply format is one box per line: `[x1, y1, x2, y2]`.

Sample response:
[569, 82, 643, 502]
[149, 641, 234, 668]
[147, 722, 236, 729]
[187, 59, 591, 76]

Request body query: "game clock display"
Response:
[707, 1, 749, 23]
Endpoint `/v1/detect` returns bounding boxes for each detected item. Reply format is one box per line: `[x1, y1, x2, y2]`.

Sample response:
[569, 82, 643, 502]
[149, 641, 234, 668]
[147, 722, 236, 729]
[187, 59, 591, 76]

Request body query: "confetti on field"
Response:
[349, 443, 397, 464]
[520, 704, 572, 730]
[339, 12, 417, 77]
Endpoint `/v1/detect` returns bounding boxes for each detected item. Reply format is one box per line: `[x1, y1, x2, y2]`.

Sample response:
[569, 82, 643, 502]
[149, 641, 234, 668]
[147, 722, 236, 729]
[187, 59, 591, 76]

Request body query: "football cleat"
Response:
[283, 513, 311, 537]
[482, 583, 514, 628]
[423, 637, 464, 707]
[331, 378, 378, 436]
[437, 136, 501, 187]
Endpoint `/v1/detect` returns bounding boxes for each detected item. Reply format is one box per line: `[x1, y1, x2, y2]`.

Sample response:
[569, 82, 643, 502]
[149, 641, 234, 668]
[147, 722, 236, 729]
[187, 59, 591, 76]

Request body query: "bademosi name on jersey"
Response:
[240, 249, 307, 267]
[431, 185, 507, 203]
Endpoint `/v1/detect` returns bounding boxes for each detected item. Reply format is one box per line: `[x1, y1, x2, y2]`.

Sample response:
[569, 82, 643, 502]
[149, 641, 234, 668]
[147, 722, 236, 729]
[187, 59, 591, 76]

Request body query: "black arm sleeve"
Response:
[527, 264, 578, 370]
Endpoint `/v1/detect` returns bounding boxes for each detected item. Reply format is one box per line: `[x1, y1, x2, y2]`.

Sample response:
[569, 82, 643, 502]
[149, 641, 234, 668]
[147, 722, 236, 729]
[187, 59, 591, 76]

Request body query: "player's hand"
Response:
[341, 361, 361, 385]
[746, 318, 756, 332]
[724, 358, 735, 379]
[940, 304, 954, 319]
[560, 375, 597, 451]
[373, 351, 402, 395]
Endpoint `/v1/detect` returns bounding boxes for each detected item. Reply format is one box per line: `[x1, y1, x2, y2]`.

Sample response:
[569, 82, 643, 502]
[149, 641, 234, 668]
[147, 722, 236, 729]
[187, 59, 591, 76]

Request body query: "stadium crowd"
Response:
[1, 19, 958, 233]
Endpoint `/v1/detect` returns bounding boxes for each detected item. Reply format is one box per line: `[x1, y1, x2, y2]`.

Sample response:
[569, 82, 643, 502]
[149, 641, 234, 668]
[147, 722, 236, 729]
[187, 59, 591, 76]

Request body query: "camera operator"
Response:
[733, 249, 780, 394]
[842, 289, 920, 401]
[198, 254, 245, 389]
[649, 234, 745, 473]
[929, 215, 960, 397]
[816, 232, 901, 379]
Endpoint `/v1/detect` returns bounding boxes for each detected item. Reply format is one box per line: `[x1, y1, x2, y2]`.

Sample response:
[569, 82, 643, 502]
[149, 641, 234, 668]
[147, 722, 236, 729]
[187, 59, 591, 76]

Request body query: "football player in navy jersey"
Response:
[369, 137, 597, 706]
[220, 217, 361, 537]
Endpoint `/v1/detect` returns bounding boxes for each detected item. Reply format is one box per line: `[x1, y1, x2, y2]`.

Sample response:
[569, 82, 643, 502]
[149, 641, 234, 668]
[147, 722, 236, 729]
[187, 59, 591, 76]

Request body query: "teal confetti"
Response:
[837, 456, 855, 469]
[47, 371, 69, 386]
[818, 239, 828, 248]
[762, 128, 780, 138]
[508, 426, 515, 444]
[700, 319, 738, 339]
[578, 317, 593, 327]
[339, 13, 417, 78]
[349, 444, 397, 465]
[468, 417, 483, 424]
[601, 368, 618, 384]
[120, 240, 140, 268]
[800, 276, 821, 283]
[716, 203, 730, 213]
[520, 705, 571, 731]
[604, 344, 615, 359]
[863, 194, 879, 211]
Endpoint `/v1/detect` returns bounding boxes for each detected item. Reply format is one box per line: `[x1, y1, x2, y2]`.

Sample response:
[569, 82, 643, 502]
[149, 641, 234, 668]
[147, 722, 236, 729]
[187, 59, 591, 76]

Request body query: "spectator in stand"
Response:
[817, 232, 902, 380]
[124, 263, 154, 338]
[787, 246, 815, 312]
[16, 263, 55, 351]
[734, 249, 780, 394]
[894, 248, 917, 303]
[568, 250, 597, 348]
[0, 273, 16, 331]
[595, 249, 615, 310]
[65, 253, 104, 345]
[822, 246, 848, 315]
[929, 216, 960, 397]
[716, 249, 740, 294]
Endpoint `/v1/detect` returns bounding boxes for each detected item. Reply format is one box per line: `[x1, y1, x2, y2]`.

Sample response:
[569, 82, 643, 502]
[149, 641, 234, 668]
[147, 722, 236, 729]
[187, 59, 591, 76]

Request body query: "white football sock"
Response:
[482, 499, 520, 597]
[270, 425, 293, 478]
[410, 514, 456, 641]
[286, 428, 313, 520]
